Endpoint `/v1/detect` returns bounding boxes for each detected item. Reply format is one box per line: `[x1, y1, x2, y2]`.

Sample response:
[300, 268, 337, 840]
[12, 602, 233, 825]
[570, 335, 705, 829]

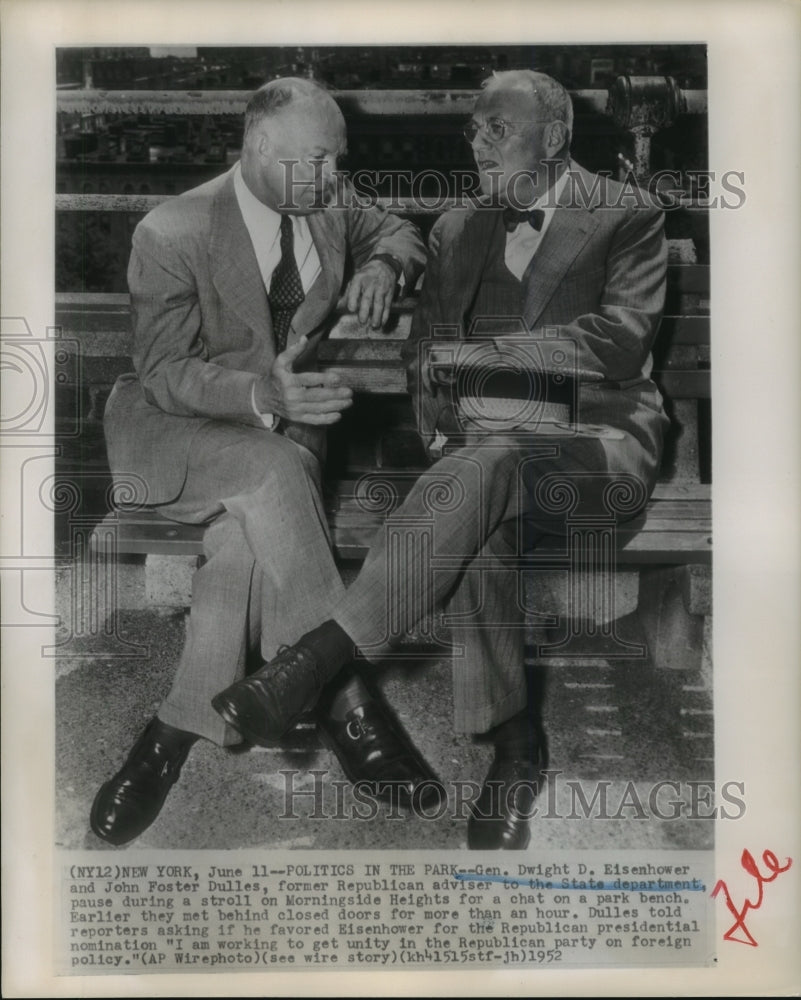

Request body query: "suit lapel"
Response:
[208, 168, 272, 339]
[522, 168, 600, 328]
[442, 206, 502, 334]
[289, 211, 345, 342]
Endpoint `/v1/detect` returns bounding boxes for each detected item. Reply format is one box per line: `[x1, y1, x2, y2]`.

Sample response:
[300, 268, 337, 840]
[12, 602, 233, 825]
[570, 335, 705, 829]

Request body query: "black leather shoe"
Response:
[317, 697, 444, 812]
[90, 719, 197, 846]
[467, 747, 546, 850]
[212, 644, 327, 746]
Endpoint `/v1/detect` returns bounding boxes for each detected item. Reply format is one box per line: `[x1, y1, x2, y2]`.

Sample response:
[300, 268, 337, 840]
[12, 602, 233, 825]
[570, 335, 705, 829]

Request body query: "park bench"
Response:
[53, 79, 711, 677]
[56, 254, 710, 673]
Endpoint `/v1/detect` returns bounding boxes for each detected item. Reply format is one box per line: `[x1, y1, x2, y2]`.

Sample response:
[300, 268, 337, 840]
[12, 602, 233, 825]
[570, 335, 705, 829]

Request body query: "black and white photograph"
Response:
[52, 40, 716, 858]
[1, 0, 799, 995]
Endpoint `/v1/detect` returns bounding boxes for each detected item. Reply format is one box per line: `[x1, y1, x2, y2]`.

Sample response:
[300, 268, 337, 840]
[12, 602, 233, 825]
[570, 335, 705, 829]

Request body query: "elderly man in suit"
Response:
[213, 69, 670, 850]
[90, 77, 430, 846]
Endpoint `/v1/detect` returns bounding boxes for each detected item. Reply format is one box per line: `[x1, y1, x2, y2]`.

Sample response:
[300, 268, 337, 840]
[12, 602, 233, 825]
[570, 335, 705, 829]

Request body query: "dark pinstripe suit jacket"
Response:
[403, 161, 669, 480]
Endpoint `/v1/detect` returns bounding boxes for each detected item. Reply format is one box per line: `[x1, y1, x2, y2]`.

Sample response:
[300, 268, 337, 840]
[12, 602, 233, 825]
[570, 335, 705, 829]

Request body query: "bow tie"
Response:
[502, 206, 545, 233]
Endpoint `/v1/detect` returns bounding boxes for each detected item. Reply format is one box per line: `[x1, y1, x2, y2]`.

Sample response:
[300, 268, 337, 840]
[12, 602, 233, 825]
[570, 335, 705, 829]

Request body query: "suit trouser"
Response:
[155, 423, 345, 745]
[154, 422, 652, 742]
[333, 429, 653, 735]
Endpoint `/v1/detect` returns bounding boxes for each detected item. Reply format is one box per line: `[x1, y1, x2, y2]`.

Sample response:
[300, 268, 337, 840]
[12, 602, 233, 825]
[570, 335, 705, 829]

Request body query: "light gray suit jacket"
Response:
[106, 166, 426, 505]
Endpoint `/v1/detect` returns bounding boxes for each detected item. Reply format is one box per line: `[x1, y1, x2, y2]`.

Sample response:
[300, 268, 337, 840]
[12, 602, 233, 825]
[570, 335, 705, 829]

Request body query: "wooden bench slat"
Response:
[55, 329, 712, 366]
[330, 525, 713, 563]
[668, 265, 709, 293]
[654, 370, 710, 399]
[650, 482, 709, 500]
[328, 506, 711, 534]
[329, 526, 712, 563]
[330, 478, 710, 501]
[97, 489, 712, 521]
[93, 481, 712, 565]
[607, 534, 711, 562]
[662, 316, 710, 344]
[332, 492, 710, 517]
[317, 340, 406, 363]
[53, 312, 711, 353]
[332, 512, 712, 535]
[59, 345, 712, 402]
[330, 512, 711, 540]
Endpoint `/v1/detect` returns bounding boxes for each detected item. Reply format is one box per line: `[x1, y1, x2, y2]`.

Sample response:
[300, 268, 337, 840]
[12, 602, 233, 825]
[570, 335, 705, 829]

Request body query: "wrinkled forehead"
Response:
[473, 85, 542, 123]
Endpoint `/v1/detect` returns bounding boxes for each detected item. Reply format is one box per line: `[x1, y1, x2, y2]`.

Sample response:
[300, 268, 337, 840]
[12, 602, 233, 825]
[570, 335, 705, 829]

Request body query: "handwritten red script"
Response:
[711, 849, 793, 946]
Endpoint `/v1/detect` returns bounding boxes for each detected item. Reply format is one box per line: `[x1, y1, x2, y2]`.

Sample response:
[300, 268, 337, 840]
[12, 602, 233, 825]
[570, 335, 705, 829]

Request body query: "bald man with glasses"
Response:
[213, 70, 670, 850]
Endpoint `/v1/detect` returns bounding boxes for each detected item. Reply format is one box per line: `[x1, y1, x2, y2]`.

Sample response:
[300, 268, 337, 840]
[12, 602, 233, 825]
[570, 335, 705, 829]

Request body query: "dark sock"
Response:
[298, 620, 356, 679]
[488, 708, 537, 757]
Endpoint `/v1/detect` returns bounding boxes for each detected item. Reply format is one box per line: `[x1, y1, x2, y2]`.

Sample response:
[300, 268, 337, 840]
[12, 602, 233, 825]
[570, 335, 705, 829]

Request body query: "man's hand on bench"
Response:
[345, 257, 399, 329]
[255, 336, 353, 426]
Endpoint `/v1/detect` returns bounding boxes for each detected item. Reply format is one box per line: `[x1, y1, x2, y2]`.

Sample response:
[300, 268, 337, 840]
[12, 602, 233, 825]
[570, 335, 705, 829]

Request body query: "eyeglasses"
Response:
[463, 117, 551, 144]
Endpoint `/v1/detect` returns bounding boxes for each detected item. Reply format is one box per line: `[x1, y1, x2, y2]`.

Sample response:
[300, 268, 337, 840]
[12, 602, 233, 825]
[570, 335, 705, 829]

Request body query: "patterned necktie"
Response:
[502, 206, 546, 233]
[268, 214, 305, 352]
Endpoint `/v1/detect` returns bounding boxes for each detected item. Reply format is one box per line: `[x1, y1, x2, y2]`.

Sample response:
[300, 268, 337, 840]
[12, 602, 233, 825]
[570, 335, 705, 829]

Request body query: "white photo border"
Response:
[2, 0, 799, 995]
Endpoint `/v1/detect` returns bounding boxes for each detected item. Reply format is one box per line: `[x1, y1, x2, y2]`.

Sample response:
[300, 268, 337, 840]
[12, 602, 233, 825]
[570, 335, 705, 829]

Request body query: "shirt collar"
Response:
[233, 161, 281, 241]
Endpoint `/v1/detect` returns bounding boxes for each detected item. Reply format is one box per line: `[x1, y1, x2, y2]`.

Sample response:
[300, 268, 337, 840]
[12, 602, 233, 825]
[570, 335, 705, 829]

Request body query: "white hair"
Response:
[482, 69, 573, 146]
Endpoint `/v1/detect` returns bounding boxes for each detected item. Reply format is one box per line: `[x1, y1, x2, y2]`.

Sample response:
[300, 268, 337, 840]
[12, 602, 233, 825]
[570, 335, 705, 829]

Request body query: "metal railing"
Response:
[56, 77, 707, 181]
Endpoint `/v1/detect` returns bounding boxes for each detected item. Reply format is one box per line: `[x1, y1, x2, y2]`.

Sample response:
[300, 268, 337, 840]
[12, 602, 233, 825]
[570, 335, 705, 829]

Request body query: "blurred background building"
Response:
[56, 44, 707, 292]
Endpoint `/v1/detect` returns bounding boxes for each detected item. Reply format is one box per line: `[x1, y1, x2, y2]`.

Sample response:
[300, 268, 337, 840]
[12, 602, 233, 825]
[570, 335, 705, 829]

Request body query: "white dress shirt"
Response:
[431, 167, 571, 454]
[233, 162, 321, 292]
[503, 166, 570, 279]
[233, 163, 322, 428]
